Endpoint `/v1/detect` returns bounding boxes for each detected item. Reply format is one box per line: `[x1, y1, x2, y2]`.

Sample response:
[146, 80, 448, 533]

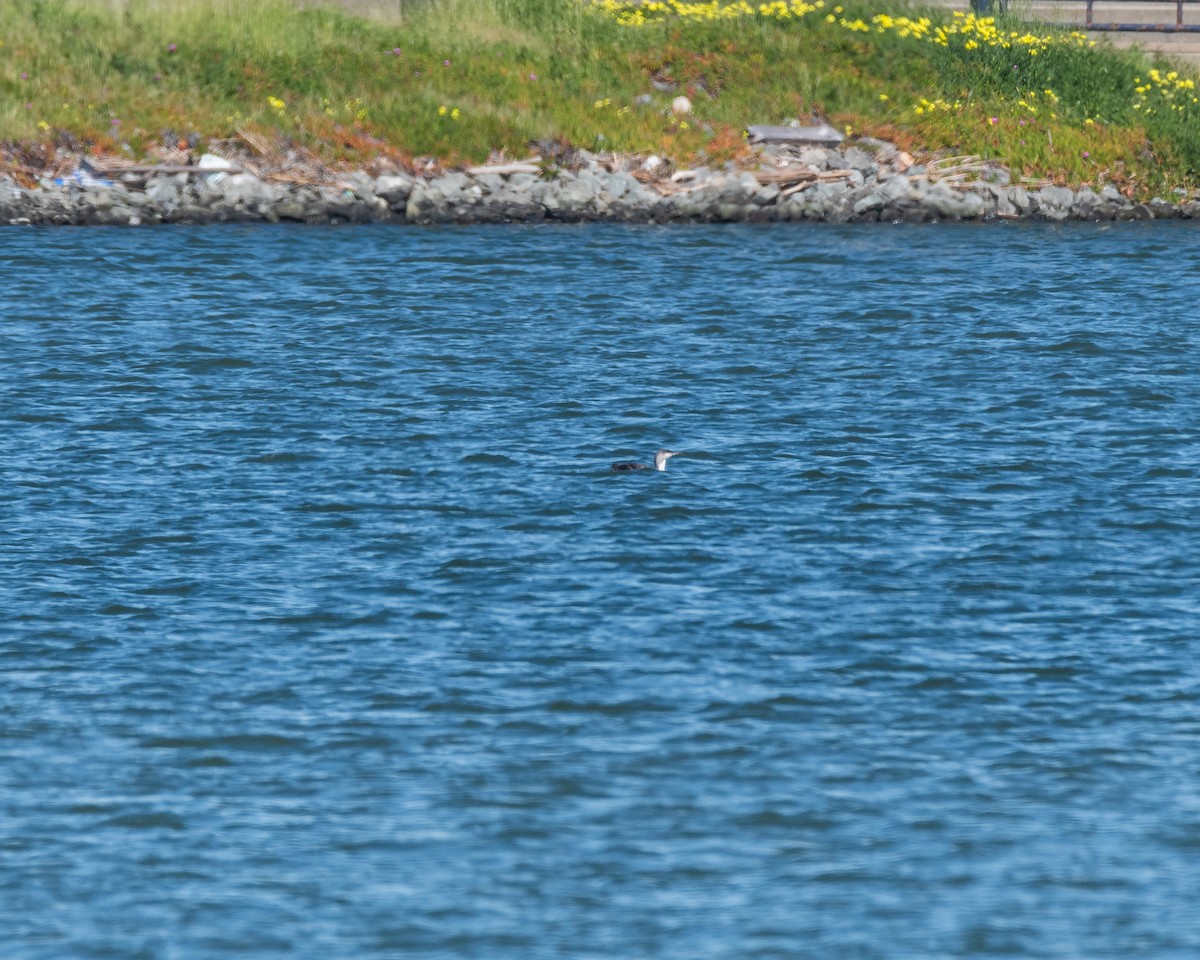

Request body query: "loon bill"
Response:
[611, 448, 680, 472]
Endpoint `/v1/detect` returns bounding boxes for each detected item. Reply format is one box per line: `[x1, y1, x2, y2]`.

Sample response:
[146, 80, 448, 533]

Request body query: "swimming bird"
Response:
[611, 448, 680, 472]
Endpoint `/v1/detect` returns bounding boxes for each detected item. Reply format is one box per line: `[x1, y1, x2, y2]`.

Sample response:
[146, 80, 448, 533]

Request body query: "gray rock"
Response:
[145, 175, 183, 209]
[753, 182, 780, 206]
[1069, 187, 1106, 221]
[318, 192, 376, 224]
[982, 165, 1011, 186]
[842, 146, 876, 178]
[1037, 185, 1075, 221]
[94, 203, 139, 226]
[506, 173, 539, 193]
[492, 188, 546, 222]
[879, 175, 918, 206]
[1149, 197, 1176, 218]
[1119, 203, 1155, 221]
[474, 173, 504, 195]
[801, 181, 852, 222]
[795, 147, 831, 171]
[557, 177, 599, 217]
[852, 189, 884, 216]
[889, 198, 930, 223]
[220, 173, 275, 208]
[88, 189, 120, 213]
[714, 202, 749, 222]
[340, 171, 376, 198]
[736, 172, 761, 201]
[866, 175, 920, 221]
[275, 197, 311, 222]
[432, 171, 471, 196]
[374, 174, 414, 207]
[923, 182, 984, 220]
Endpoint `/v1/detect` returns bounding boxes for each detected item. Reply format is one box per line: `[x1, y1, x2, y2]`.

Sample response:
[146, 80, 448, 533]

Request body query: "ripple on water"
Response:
[1, 222, 1199, 960]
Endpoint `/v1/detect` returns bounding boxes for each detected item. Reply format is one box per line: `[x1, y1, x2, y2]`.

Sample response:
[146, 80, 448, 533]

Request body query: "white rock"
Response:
[197, 154, 237, 171]
[671, 96, 692, 115]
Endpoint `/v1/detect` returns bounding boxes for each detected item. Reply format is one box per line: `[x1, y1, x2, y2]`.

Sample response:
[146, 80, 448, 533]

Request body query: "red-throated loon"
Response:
[611, 448, 680, 472]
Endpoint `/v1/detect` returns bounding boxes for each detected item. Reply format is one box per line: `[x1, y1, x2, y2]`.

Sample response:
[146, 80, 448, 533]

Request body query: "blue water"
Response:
[2, 222, 1199, 959]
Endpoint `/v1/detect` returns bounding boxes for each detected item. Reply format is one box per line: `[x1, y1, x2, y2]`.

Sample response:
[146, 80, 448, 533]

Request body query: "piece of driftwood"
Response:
[928, 154, 982, 169]
[237, 127, 272, 157]
[780, 181, 813, 198]
[90, 164, 245, 176]
[632, 168, 668, 184]
[657, 179, 715, 196]
[260, 171, 320, 185]
[754, 166, 819, 185]
[746, 123, 844, 146]
[778, 168, 855, 197]
[465, 161, 542, 175]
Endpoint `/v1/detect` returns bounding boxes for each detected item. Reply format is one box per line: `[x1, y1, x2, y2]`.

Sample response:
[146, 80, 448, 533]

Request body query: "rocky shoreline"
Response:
[4, 139, 1199, 226]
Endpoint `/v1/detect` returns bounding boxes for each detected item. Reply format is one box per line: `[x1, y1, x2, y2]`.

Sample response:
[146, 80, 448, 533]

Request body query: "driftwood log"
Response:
[90, 164, 245, 176]
[466, 161, 542, 176]
[745, 124, 844, 146]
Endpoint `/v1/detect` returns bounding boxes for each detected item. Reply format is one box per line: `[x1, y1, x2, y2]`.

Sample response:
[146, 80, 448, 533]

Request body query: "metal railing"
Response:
[1084, 0, 1200, 30]
[971, 0, 1200, 32]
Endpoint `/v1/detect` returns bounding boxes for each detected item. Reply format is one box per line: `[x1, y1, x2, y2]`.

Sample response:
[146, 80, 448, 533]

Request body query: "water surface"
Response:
[2, 222, 1198, 959]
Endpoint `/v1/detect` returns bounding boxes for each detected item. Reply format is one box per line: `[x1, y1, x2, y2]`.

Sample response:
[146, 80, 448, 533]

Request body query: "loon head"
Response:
[653, 448, 679, 471]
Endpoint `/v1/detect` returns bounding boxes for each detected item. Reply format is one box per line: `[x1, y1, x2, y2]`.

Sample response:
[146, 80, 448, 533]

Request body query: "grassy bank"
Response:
[2, 0, 1199, 195]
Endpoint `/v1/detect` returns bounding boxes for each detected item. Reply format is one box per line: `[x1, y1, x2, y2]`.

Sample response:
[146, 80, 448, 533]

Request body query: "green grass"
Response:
[2, 0, 1198, 195]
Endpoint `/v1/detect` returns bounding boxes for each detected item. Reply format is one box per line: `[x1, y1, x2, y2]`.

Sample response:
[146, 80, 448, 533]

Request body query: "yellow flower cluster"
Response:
[593, 0, 823, 26]
[318, 96, 370, 122]
[591, 0, 1096, 58]
[594, 97, 634, 115]
[1133, 67, 1199, 116]
[874, 12, 1093, 54]
[1011, 88, 1059, 116]
[870, 13, 933, 39]
[913, 96, 959, 115]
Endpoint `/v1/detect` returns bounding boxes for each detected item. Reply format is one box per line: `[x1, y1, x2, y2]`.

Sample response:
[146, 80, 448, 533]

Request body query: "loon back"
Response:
[611, 448, 679, 472]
